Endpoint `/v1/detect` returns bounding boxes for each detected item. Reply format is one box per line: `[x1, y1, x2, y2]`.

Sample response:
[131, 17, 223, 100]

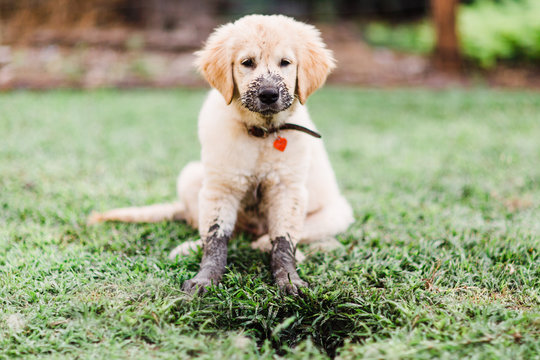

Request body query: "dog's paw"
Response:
[275, 274, 309, 296]
[251, 234, 272, 252]
[181, 277, 212, 295]
[168, 240, 202, 260]
[308, 237, 343, 252]
[295, 249, 306, 263]
[181, 266, 223, 295]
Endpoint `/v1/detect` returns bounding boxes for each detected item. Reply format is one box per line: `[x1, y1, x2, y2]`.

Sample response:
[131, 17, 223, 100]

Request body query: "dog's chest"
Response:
[238, 165, 281, 213]
[235, 180, 267, 235]
[241, 181, 264, 213]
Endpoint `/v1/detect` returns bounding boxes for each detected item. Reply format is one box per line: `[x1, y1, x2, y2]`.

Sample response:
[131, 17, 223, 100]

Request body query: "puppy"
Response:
[89, 15, 354, 295]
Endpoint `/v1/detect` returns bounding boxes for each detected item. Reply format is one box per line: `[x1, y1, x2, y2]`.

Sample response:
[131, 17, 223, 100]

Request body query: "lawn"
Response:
[1, 88, 539, 359]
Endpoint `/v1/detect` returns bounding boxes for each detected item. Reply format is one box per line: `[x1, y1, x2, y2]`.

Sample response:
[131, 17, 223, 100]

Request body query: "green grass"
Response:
[1, 88, 539, 359]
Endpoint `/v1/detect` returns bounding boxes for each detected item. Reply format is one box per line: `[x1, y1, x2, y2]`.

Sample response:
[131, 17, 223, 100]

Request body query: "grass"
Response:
[1, 88, 539, 359]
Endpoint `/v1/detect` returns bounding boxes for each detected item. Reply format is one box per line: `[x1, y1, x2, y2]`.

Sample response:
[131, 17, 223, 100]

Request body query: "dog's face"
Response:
[195, 15, 335, 116]
[234, 48, 296, 116]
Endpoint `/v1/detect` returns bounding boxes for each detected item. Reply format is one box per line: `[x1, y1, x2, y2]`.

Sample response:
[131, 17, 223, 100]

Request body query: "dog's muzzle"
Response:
[241, 73, 293, 115]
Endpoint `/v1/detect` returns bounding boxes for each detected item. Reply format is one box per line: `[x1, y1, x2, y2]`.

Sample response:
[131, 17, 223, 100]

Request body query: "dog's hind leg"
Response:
[250, 194, 353, 262]
[300, 195, 354, 250]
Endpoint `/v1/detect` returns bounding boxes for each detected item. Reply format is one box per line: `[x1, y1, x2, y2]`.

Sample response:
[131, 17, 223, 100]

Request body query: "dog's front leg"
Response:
[265, 183, 309, 295]
[181, 181, 243, 295]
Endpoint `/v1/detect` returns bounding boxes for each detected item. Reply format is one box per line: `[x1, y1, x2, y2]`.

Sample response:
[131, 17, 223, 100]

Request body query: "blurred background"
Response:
[0, 0, 538, 90]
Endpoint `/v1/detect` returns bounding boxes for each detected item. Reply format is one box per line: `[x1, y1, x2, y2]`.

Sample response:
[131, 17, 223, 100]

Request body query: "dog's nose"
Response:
[258, 88, 279, 104]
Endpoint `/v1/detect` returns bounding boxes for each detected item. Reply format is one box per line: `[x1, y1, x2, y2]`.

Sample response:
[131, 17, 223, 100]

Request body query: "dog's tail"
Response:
[87, 202, 186, 225]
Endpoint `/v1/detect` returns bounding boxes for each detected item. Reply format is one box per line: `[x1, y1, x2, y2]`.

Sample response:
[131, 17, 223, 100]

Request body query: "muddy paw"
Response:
[275, 275, 309, 296]
[181, 276, 214, 295]
[182, 266, 223, 295]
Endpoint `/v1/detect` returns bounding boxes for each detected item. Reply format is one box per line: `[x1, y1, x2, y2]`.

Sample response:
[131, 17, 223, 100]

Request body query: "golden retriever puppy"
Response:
[89, 15, 354, 295]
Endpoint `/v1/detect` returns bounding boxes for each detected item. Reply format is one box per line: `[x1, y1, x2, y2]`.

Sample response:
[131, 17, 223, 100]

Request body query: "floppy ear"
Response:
[296, 24, 336, 105]
[195, 24, 234, 105]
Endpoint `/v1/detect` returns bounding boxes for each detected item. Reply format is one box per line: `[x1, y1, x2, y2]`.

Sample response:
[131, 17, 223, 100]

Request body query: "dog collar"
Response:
[247, 123, 322, 139]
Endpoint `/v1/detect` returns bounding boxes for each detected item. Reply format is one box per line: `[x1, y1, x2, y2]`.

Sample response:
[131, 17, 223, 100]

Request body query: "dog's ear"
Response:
[195, 24, 234, 105]
[296, 24, 336, 105]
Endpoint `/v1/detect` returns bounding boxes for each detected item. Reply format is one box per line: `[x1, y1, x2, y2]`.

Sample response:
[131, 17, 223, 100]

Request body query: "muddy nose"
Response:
[258, 88, 279, 104]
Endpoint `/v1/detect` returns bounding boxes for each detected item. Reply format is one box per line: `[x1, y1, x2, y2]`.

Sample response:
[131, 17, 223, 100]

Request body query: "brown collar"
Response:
[247, 123, 322, 139]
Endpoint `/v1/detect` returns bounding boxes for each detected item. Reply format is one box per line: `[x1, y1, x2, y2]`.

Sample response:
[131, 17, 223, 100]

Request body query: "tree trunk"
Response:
[431, 0, 461, 73]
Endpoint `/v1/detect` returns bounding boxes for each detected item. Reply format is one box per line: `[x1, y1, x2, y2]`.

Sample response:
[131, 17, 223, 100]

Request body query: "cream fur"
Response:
[89, 15, 354, 262]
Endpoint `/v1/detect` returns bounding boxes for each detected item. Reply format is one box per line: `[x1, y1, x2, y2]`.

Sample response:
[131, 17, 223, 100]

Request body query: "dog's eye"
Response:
[280, 59, 291, 67]
[241, 58, 254, 68]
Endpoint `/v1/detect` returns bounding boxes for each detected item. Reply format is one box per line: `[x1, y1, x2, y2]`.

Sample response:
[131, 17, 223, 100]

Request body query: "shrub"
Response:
[364, 21, 434, 54]
[365, 0, 540, 68]
[459, 0, 540, 68]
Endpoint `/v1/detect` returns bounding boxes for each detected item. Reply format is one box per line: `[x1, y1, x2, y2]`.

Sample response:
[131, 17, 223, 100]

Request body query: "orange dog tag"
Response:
[273, 136, 287, 152]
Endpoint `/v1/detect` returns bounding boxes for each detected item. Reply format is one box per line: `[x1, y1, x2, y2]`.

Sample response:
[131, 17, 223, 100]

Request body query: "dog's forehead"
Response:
[231, 19, 298, 60]
[233, 37, 296, 62]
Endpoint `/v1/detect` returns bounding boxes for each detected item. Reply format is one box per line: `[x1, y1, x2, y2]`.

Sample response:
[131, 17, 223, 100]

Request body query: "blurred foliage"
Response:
[459, 0, 540, 68]
[365, 0, 540, 68]
[364, 21, 434, 54]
